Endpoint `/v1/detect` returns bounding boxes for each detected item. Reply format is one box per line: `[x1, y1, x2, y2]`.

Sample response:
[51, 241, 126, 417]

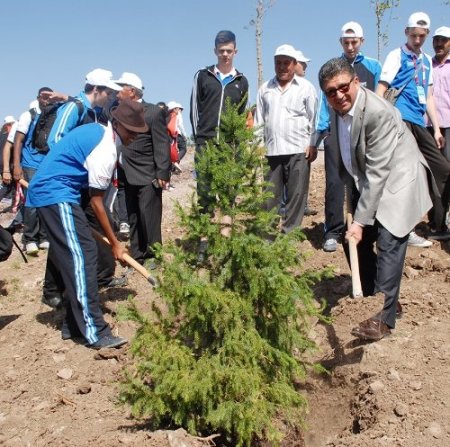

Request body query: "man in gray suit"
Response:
[318, 58, 432, 341]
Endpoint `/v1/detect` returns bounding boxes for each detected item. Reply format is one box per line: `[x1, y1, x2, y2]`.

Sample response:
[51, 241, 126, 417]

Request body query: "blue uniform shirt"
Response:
[27, 123, 117, 207]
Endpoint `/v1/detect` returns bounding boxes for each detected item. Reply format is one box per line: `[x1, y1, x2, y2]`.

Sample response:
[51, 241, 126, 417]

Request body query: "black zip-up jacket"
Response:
[190, 65, 249, 145]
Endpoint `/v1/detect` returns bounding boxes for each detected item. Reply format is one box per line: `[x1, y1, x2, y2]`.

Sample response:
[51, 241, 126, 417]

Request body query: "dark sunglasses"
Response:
[324, 77, 355, 98]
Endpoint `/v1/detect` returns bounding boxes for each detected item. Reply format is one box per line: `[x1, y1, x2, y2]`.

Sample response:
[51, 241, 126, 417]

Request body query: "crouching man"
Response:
[27, 100, 148, 349]
[318, 58, 432, 341]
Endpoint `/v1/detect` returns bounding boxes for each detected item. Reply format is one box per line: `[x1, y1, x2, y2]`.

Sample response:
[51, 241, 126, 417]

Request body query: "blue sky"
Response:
[2, 0, 449, 132]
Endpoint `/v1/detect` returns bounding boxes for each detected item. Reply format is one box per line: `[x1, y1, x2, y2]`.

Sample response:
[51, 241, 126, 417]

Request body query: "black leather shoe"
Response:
[351, 318, 391, 341]
[304, 207, 318, 216]
[42, 295, 63, 309]
[102, 276, 128, 289]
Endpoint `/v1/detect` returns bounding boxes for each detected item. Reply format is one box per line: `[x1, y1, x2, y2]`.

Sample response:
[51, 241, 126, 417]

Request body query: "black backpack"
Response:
[31, 99, 85, 154]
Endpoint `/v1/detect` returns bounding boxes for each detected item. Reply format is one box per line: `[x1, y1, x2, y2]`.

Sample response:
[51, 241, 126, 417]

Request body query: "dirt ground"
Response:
[0, 148, 449, 447]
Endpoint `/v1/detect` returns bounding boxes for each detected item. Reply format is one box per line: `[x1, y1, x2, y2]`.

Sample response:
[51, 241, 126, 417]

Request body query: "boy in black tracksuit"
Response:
[190, 30, 249, 214]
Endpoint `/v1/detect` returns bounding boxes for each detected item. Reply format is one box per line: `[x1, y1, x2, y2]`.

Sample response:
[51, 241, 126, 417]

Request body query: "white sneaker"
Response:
[323, 238, 338, 252]
[39, 241, 50, 250]
[119, 223, 130, 234]
[26, 242, 39, 255]
[407, 231, 432, 248]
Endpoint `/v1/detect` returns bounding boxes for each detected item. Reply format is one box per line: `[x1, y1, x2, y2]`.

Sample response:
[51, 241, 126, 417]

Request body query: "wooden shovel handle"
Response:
[346, 212, 363, 298]
[91, 229, 157, 286]
[20, 178, 156, 286]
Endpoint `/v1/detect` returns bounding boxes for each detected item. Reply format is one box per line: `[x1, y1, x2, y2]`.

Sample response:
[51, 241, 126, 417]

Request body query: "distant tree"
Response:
[248, 0, 277, 88]
[371, 0, 400, 60]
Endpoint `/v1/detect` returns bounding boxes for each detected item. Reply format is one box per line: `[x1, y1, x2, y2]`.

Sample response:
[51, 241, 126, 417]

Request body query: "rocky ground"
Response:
[0, 148, 449, 446]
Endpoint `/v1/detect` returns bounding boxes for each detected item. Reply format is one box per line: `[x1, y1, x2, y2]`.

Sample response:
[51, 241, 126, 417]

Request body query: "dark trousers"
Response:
[125, 182, 162, 264]
[324, 137, 345, 240]
[265, 153, 310, 233]
[116, 166, 128, 225]
[406, 121, 450, 231]
[0, 182, 12, 201]
[43, 192, 115, 299]
[23, 167, 47, 244]
[177, 135, 187, 161]
[428, 127, 450, 163]
[38, 203, 111, 344]
[443, 128, 450, 163]
[343, 185, 408, 329]
[195, 143, 215, 214]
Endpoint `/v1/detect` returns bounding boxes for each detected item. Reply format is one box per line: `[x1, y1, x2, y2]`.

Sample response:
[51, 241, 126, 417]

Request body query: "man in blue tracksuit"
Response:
[27, 100, 148, 349]
[314, 22, 381, 252]
[42, 69, 125, 308]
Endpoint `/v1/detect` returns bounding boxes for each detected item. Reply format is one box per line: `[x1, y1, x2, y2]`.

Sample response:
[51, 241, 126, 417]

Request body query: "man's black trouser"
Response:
[265, 153, 310, 234]
[38, 203, 111, 344]
[125, 181, 162, 264]
[343, 186, 408, 329]
[23, 167, 48, 244]
[324, 137, 346, 241]
[407, 121, 450, 231]
[43, 190, 115, 299]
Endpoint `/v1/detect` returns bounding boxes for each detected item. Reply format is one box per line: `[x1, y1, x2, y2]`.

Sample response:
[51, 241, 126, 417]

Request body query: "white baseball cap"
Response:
[3, 115, 15, 124]
[295, 50, 310, 63]
[274, 44, 297, 60]
[433, 26, 450, 38]
[167, 101, 183, 110]
[341, 21, 364, 38]
[115, 72, 144, 90]
[407, 12, 430, 29]
[85, 68, 122, 91]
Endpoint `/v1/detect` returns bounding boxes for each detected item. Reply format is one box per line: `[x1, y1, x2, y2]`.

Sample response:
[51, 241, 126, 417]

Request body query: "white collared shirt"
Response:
[254, 75, 318, 156]
[214, 66, 237, 81]
[337, 89, 362, 177]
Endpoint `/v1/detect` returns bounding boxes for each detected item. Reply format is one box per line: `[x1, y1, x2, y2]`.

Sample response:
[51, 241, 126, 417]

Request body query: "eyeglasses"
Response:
[324, 77, 355, 98]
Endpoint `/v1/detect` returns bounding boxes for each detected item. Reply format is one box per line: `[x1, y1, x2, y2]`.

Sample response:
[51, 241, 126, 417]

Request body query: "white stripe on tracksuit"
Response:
[190, 71, 200, 136]
[53, 102, 78, 144]
[58, 202, 98, 343]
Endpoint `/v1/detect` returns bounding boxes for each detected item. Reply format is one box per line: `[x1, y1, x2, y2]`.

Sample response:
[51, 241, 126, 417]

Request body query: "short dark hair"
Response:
[84, 84, 95, 94]
[38, 86, 53, 96]
[318, 58, 355, 91]
[215, 30, 236, 47]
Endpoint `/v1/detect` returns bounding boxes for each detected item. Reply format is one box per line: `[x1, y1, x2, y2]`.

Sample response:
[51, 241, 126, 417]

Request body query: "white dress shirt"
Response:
[337, 89, 362, 177]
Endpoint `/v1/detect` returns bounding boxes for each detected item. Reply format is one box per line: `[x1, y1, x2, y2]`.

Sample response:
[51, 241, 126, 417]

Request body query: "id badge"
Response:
[417, 86, 427, 105]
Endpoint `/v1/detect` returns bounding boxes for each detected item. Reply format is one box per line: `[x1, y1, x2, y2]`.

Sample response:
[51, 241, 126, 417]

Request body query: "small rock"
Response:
[33, 400, 50, 411]
[419, 251, 443, 261]
[410, 381, 422, 391]
[410, 258, 432, 270]
[394, 403, 408, 417]
[387, 369, 400, 381]
[426, 422, 442, 439]
[52, 354, 66, 363]
[57, 368, 73, 380]
[369, 380, 385, 394]
[77, 384, 92, 395]
[404, 266, 419, 279]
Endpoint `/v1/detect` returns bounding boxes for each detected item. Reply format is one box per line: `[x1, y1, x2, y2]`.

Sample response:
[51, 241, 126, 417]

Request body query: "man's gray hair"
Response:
[318, 58, 356, 91]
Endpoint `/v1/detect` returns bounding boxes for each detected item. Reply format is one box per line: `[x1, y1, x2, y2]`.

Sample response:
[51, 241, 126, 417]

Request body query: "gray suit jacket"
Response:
[332, 87, 432, 238]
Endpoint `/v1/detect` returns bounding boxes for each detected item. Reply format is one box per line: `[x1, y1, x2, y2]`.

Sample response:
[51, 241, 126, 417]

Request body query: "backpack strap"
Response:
[66, 97, 86, 125]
